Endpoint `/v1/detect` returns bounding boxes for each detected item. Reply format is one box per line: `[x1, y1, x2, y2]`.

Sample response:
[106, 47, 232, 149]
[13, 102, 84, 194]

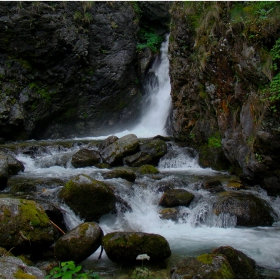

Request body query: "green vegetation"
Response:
[74, 2, 94, 24]
[28, 82, 57, 102]
[46, 261, 99, 279]
[208, 133, 222, 148]
[139, 164, 159, 174]
[136, 28, 163, 53]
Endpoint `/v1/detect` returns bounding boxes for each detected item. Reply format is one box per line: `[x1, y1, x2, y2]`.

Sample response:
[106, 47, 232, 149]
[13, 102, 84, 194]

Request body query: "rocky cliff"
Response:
[169, 2, 280, 195]
[0, 2, 170, 141]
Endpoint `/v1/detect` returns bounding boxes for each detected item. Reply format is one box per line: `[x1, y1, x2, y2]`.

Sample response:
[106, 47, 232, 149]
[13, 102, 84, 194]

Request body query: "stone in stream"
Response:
[103, 168, 136, 182]
[59, 174, 116, 221]
[213, 191, 277, 227]
[54, 222, 103, 263]
[159, 188, 194, 207]
[100, 134, 139, 166]
[0, 198, 59, 254]
[71, 148, 101, 168]
[0, 151, 8, 189]
[102, 231, 171, 263]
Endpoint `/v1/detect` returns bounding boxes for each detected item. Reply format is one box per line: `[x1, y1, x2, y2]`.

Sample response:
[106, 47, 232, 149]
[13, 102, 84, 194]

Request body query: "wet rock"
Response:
[54, 222, 103, 263]
[123, 151, 153, 167]
[139, 164, 159, 174]
[97, 135, 119, 151]
[226, 177, 244, 189]
[102, 231, 171, 263]
[71, 148, 101, 168]
[140, 139, 167, 165]
[0, 255, 45, 279]
[201, 179, 224, 193]
[159, 208, 178, 221]
[10, 182, 37, 194]
[171, 253, 235, 279]
[213, 191, 276, 227]
[103, 168, 136, 183]
[212, 246, 257, 278]
[100, 134, 139, 166]
[0, 198, 59, 254]
[115, 195, 132, 213]
[6, 154, 25, 175]
[59, 174, 116, 221]
[159, 189, 194, 207]
[0, 152, 8, 189]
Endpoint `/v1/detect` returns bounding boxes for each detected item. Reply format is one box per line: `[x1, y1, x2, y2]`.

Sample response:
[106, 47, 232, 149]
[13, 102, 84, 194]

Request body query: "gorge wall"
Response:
[0, 2, 169, 140]
[169, 2, 280, 195]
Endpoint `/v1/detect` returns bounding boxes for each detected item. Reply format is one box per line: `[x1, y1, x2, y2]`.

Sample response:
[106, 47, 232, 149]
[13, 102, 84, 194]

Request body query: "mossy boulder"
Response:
[159, 189, 194, 207]
[98, 135, 119, 151]
[123, 151, 153, 167]
[54, 222, 103, 263]
[71, 148, 101, 168]
[201, 179, 224, 193]
[103, 168, 136, 182]
[213, 191, 276, 227]
[0, 198, 59, 254]
[7, 154, 25, 175]
[102, 231, 171, 263]
[212, 246, 257, 278]
[100, 134, 139, 166]
[140, 139, 167, 164]
[59, 174, 116, 221]
[0, 255, 45, 279]
[171, 253, 235, 279]
[139, 164, 159, 174]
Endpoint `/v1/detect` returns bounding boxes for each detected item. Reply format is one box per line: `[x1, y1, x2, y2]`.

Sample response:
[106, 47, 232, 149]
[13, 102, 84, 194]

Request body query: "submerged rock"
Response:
[0, 198, 59, 254]
[59, 174, 116, 221]
[159, 208, 179, 221]
[159, 188, 194, 207]
[71, 148, 101, 168]
[213, 191, 276, 227]
[100, 134, 139, 166]
[201, 179, 224, 193]
[102, 231, 171, 263]
[54, 222, 103, 263]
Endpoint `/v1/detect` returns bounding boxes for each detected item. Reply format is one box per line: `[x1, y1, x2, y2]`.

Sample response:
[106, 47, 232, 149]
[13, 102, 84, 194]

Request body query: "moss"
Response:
[197, 253, 213, 264]
[19, 200, 49, 227]
[139, 164, 159, 174]
[14, 268, 36, 279]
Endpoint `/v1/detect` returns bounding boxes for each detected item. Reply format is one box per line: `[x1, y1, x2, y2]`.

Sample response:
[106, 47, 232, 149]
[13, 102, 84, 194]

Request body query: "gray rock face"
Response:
[100, 134, 139, 166]
[123, 151, 152, 167]
[54, 222, 103, 263]
[0, 2, 141, 140]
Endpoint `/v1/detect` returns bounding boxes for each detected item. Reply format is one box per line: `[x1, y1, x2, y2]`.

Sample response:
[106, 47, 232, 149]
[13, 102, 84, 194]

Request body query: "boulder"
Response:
[54, 222, 103, 263]
[0, 198, 59, 254]
[171, 253, 235, 279]
[7, 154, 25, 175]
[98, 135, 119, 151]
[71, 148, 101, 168]
[102, 231, 171, 263]
[0, 152, 8, 190]
[0, 255, 45, 279]
[159, 208, 178, 221]
[159, 189, 194, 207]
[213, 192, 276, 227]
[139, 164, 159, 174]
[212, 246, 257, 278]
[103, 168, 136, 183]
[59, 174, 116, 221]
[100, 134, 139, 166]
[140, 139, 167, 164]
[201, 179, 224, 193]
[123, 151, 153, 167]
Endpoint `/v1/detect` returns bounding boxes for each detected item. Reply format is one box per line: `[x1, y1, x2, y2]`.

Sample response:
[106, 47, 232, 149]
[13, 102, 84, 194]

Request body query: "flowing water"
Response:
[2, 36, 280, 278]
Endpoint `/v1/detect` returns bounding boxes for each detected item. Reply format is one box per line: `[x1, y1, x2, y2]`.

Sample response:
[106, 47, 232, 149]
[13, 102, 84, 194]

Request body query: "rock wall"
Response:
[169, 2, 280, 195]
[0, 2, 141, 140]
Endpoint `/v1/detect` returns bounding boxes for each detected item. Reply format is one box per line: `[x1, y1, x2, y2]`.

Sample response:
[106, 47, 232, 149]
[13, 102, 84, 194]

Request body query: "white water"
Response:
[74, 35, 172, 140]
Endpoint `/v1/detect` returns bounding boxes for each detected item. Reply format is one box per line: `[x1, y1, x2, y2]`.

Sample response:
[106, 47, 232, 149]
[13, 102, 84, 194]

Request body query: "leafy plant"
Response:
[46, 261, 99, 279]
[208, 133, 222, 148]
[137, 28, 163, 53]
